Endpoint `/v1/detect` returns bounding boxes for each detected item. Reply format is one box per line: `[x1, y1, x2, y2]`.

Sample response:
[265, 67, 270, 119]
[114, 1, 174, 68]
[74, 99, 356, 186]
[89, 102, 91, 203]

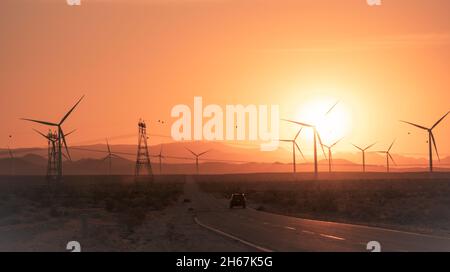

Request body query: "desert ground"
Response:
[197, 172, 450, 236]
[0, 175, 250, 251]
[0, 173, 450, 251]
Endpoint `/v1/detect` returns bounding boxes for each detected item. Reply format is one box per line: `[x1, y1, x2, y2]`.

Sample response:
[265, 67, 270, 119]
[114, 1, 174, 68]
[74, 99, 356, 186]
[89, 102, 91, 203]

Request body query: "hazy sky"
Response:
[1, 0, 449, 158]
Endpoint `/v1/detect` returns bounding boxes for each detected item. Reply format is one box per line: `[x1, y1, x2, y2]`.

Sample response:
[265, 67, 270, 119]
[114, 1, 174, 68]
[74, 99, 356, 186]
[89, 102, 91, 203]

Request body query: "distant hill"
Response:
[0, 141, 449, 175]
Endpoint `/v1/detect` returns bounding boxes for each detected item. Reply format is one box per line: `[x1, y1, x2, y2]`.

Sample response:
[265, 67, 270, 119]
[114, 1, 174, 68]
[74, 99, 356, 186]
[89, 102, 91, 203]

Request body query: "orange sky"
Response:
[1, 0, 449, 159]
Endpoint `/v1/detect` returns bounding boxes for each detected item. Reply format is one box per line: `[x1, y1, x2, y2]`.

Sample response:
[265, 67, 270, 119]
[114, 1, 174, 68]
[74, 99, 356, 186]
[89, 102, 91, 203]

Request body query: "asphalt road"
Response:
[185, 177, 450, 252]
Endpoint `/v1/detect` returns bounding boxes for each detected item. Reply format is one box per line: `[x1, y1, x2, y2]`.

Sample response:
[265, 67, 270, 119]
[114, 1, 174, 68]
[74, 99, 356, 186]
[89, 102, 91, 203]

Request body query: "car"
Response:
[229, 193, 246, 209]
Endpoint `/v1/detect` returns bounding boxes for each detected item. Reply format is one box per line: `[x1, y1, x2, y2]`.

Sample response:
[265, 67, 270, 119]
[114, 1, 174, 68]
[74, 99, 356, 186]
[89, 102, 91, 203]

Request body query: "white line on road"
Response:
[284, 226, 296, 230]
[194, 217, 274, 252]
[302, 230, 315, 235]
[319, 234, 346, 241]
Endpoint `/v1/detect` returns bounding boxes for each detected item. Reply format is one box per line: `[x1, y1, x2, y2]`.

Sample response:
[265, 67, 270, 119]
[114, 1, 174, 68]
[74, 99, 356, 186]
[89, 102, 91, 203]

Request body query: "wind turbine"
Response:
[22, 96, 84, 179]
[155, 144, 165, 174]
[185, 147, 210, 175]
[322, 138, 343, 173]
[7, 146, 14, 176]
[102, 138, 124, 175]
[282, 120, 326, 176]
[376, 139, 396, 173]
[283, 100, 339, 176]
[352, 142, 376, 173]
[400, 111, 449, 173]
[34, 128, 76, 179]
[279, 128, 305, 173]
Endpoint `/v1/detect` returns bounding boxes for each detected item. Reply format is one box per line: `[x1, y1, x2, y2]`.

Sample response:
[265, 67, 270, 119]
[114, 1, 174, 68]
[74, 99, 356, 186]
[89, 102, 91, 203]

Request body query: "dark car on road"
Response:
[229, 193, 246, 209]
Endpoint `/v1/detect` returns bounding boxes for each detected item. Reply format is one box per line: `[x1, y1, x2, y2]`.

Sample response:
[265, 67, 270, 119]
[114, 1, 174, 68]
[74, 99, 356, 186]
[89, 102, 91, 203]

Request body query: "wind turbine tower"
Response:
[401, 111, 449, 173]
[185, 148, 210, 175]
[7, 146, 14, 176]
[323, 138, 343, 173]
[156, 145, 165, 175]
[102, 138, 124, 175]
[279, 128, 305, 173]
[22, 96, 84, 180]
[376, 140, 396, 173]
[34, 129, 75, 180]
[352, 142, 376, 173]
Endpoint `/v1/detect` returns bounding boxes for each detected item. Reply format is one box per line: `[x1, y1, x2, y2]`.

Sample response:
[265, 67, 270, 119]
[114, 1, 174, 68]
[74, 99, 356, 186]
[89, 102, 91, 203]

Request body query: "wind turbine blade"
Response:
[111, 154, 126, 160]
[400, 120, 428, 130]
[315, 130, 327, 159]
[60, 128, 71, 161]
[62, 152, 70, 161]
[64, 129, 77, 137]
[294, 142, 306, 161]
[325, 100, 339, 116]
[185, 147, 197, 157]
[294, 128, 302, 141]
[352, 144, 363, 151]
[364, 142, 377, 151]
[282, 119, 313, 128]
[331, 137, 344, 147]
[431, 111, 450, 130]
[198, 150, 211, 156]
[388, 153, 397, 166]
[22, 118, 58, 127]
[430, 132, 440, 162]
[388, 139, 396, 152]
[33, 129, 50, 140]
[102, 155, 111, 161]
[59, 95, 84, 125]
[279, 139, 292, 143]
[106, 138, 111, 154]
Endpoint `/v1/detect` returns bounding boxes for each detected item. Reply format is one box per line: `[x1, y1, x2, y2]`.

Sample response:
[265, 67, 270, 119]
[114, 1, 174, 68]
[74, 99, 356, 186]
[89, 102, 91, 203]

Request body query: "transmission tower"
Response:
[34, 128, 75, 181]
[135, 119, 153, 179]
[46, 130, 59, 180]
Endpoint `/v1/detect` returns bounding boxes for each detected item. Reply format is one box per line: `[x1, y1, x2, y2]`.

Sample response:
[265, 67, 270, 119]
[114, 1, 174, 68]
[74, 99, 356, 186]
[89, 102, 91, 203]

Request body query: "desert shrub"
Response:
[49, 206, 62, 217]
[118, 207, 147, 233]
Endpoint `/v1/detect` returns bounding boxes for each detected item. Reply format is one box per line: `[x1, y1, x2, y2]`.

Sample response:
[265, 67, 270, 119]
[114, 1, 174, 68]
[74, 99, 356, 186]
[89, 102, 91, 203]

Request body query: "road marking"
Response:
[319, 234, 346, 241]
[194, 217, 274, 252]
[284, 226, 296, 230]
[302, 230, 315, 235]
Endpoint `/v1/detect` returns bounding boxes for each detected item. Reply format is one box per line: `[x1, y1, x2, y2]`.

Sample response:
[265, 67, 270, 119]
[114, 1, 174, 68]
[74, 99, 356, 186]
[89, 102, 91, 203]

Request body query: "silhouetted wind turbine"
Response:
[400, 111, 450, 173]
[156, 145, 165, 174]
[102, 138, 124, 175]
[283, 100, 338, 176]
[33, 128, 76, 160]
[279, 128, 305, 173]
[22, 96, 84, 179]
[322, 138, 343, 173]
[34, 128, 75, 179]
[352, 142, 376, 173]
[282, 120, 326, 176]
[376, 139, 396, 173]
[7, 146, 14, 176]
[185, 147, 210, 175]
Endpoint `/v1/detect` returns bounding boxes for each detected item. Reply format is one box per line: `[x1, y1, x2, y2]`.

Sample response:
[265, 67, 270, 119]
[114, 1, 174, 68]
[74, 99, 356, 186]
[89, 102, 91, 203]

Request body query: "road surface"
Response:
[185, 177, 450, 252]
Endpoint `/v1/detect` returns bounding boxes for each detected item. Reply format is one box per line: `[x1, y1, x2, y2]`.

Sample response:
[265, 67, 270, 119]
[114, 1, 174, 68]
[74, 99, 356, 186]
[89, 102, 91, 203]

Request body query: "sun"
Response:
[295, 97, 350, 145]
